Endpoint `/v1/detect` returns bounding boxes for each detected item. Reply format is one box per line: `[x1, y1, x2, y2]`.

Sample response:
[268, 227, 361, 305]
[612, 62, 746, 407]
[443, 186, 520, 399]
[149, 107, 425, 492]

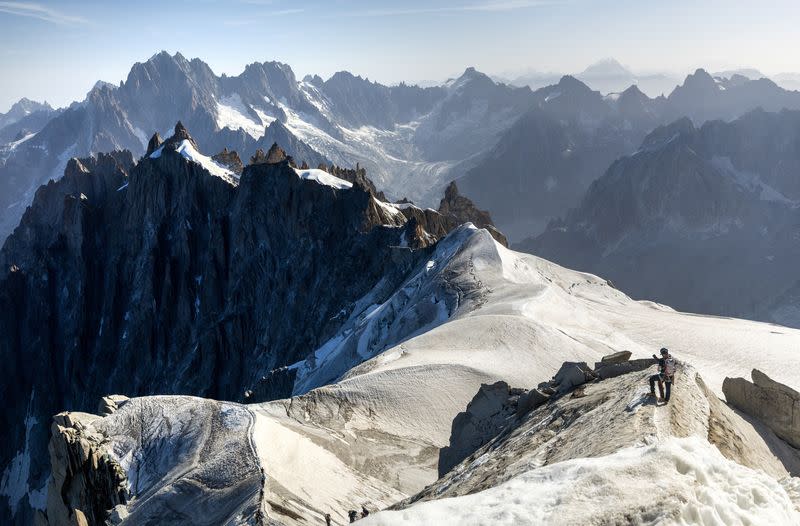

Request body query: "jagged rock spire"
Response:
[212, 148, 244, 175]
[250, 142, 290, 166]
[170, 121, 197, 146]
[145, 132, 163, 157]
[154, 121, 200, 153]
[266, 142, 288, 164]
[437, 181, 508, 247]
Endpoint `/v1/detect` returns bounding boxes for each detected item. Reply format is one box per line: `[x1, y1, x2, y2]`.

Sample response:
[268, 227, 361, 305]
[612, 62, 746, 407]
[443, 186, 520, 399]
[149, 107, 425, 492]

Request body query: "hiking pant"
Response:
[649, 374, 672, 401]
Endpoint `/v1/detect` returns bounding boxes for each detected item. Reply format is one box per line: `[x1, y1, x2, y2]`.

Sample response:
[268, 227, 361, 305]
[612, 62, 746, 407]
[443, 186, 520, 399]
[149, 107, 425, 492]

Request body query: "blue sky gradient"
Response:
[0, 0, 798, 111]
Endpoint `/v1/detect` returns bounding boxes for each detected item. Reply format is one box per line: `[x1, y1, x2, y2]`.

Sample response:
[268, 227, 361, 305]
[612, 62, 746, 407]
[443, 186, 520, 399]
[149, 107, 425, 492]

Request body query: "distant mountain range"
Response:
[508, 58, 800, 97]
[3, 54, 800, 246]
[0, 52, 539, 242]
[458, 68, 800, 239]
[521, 109, 800, 327]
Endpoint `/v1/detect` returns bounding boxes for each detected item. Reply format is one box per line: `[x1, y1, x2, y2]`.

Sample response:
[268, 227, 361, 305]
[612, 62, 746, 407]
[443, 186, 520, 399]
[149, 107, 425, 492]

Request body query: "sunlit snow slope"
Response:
[59, 226, 800, 525]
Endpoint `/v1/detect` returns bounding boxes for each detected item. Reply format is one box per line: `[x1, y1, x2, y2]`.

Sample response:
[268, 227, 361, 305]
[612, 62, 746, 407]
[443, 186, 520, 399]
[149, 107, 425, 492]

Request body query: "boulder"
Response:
[553, 361, 592, 393]
[594, 358, 657, 380]
[438, 382, 516, 476]
[516, 388, 550, 417]
[599, 351, 632, 365]
[723, 369, 800, 449]
[98, 395, 130, 416]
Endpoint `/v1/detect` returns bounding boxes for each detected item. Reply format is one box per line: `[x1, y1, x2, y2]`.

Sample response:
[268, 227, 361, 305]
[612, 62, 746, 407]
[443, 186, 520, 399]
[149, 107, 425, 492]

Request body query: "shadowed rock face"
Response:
[523, 109, 800, 326]
[437, 182, 508, 247]
[723, 369, 800, 450]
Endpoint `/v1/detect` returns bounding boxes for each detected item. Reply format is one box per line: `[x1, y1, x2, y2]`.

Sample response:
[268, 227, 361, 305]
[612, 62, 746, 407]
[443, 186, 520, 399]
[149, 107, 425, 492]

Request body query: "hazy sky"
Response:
[1, 0, 799, 111]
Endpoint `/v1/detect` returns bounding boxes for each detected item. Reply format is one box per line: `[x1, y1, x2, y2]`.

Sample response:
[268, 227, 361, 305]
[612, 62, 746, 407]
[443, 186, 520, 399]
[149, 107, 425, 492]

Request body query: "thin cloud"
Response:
[343, 0, 565, 17]
[0, 1, 88, 25]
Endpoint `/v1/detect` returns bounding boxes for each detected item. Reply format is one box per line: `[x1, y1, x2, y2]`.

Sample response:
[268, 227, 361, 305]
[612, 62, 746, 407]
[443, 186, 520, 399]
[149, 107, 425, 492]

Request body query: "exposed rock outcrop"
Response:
[438, 382, 522, 476]
[401, 361, 800, 516]
[437, 182, 508, 247]
[144, 132, 162, 157]
[250, 142, 292, 166]
[255, 120, 331, 170]
[212, 147, 244, 174]
[723, 369, 800, 449]
[43, 412, 128, 526]
[327, 163, 385, 199]
[165, 121, 196, 148]
[439, 354, 651, 479]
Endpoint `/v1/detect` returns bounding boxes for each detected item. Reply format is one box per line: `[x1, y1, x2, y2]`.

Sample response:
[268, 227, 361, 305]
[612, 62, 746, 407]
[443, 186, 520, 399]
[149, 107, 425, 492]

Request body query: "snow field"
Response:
[363, 437, 800, 526]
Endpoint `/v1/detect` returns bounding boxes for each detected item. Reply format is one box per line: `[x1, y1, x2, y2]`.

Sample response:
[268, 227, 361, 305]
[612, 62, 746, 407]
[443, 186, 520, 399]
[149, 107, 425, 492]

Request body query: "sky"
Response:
[1, 0, 799, 111]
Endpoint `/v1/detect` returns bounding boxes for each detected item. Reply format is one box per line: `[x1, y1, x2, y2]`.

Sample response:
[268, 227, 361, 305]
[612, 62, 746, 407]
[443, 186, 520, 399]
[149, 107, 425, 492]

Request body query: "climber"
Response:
[348, 510, 358, 523]
[361, 506, 371, 518]
[648, 347, 676, 403]
[325, 513, 332, 526]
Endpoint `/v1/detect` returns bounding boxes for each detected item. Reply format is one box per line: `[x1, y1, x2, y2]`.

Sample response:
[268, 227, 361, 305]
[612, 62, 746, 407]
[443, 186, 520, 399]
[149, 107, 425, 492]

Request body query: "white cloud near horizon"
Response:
[0, 1, 87, 25]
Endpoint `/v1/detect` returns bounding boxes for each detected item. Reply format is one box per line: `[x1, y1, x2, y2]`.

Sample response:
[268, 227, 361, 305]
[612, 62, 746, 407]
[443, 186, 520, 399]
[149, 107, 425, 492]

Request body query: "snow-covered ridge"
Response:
[369, 437, 800, 525]
[293, 168, 352, 190]
[35, 228, 800, 525]
[149, 139, 238, 185]
[289, 224, 480, 395]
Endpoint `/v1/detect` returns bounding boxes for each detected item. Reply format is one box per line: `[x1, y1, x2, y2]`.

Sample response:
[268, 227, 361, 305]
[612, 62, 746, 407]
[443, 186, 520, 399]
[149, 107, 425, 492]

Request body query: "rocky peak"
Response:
[161, 121, 199, 151]
[437, 181, 508, 246]
[303, 74, 324, 87]
[556, 75, 595, 96]
[449, 67, 495, 92]
[265, 142, 288, 163]
[618, 84, 648, 103]
[212, 148, 244, 175]
[639, 116, 695, 151]
[145, 132, 163, 157]
[670, 68, 719, 99]
[250, 142, 290, 165]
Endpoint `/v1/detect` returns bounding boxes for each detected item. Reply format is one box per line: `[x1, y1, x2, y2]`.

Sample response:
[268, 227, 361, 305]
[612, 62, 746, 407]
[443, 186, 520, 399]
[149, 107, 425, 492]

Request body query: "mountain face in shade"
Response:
[0, 98, 53, 129]
[664, 68, 800, 123]
[456, 77, 652, 240]
[520, 109, 800, 326]
[0, 122, 508, 523]
[455, 69, 800, 241]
